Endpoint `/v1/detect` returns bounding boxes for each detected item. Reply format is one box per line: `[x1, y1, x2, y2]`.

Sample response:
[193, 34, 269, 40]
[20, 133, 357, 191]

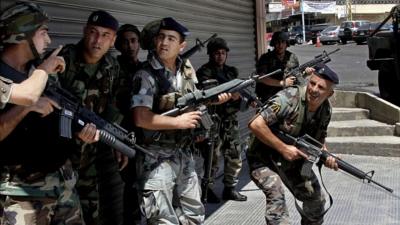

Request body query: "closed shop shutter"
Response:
[1, 0, 257, 142]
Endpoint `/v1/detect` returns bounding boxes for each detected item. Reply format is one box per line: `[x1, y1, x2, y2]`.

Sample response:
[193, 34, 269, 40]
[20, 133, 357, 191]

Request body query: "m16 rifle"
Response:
[44, 79, 155, 158]
[273, 129, 393, 193]
[286, 48, 340, 85]
[180, 34, 217, 60]
[162, 69, 282, 117]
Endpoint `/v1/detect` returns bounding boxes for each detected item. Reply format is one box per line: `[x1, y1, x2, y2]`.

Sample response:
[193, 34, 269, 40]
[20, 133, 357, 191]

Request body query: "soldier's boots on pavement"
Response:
[222, 187, 247, 201]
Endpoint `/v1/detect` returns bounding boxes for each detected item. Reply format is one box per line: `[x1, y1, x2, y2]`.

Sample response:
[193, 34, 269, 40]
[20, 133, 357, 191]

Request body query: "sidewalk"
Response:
[205, 155, 400, 225]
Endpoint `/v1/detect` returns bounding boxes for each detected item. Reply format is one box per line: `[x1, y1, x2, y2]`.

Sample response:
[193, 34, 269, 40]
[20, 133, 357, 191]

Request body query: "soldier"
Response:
[255, 31, 300, 103]
[0, 2, 89, 224]
[131, 17, 231, 224]
[114, 23, 142, 225]
[196, 37, 247, 203]
[56, 10, 125, 225]
[248, 63, 339, 225]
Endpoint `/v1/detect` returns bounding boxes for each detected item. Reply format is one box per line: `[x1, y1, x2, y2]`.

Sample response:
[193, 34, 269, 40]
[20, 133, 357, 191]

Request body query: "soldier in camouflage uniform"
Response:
[196, 37, 247, 202]
[248, 63, 340, 225]
[255, 31, 300, 103]
[114, 23, 142, 225]
[0, 2, 87, 225]
[131, 17, 231, 225]
[57, 10, 125, 225]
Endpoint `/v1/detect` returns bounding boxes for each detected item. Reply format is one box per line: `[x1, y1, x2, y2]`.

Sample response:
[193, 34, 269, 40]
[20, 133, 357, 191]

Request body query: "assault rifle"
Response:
[162, 69, 282, 117]
[273, 129, 393, 193]
[44, 80, 155, 159]
[286, 48, 340, 85]
[180, 33, 217, 60]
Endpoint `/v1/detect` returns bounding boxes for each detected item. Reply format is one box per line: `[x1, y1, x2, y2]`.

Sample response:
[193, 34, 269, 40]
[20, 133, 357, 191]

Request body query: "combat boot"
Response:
[222, 187, 247, 201]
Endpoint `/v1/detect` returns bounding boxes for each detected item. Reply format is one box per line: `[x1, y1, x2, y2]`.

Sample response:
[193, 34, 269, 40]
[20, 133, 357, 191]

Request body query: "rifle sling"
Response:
[269, 156, 333, 222]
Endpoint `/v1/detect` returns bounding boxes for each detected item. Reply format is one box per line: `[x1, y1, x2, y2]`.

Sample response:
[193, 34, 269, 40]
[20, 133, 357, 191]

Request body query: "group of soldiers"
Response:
[0, 2, 341, 225]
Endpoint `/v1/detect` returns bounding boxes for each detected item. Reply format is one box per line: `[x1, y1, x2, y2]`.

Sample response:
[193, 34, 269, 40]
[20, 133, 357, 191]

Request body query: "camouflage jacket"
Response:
[116, 55, 142, 116]
[248, 86, 332, 169]
[255, 50, 299, 102]
[196, 62, 241, 118]
[131, 55, 197, 149]
[0, 76, 13, 109]
[57, 41, 122, 168]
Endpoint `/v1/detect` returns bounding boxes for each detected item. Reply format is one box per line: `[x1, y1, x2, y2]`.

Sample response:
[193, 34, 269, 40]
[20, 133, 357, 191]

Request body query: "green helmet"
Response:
[0, 2, 49, 44]
[140, 19, 161, 50]
[207, 37, 229, 55]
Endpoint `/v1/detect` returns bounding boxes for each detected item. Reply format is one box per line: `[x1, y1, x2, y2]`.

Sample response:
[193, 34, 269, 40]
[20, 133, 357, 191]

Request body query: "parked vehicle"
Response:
[287, 26, 312, 45]
[310, 23, 331, 44]
[319, 25, 340, 44]
[367, 5, 400, 106]
[338, 20, 370, 44]
[353, 22, 391, 44]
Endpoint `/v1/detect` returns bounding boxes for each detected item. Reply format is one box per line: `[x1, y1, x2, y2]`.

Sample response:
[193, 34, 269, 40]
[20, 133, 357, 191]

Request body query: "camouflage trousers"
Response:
[75, 145, 124, 225]
[211, 118, 242, 188]
[250, 165, 326, 225]
[0, 165, 84, 225]
[136, 145, 205, 225]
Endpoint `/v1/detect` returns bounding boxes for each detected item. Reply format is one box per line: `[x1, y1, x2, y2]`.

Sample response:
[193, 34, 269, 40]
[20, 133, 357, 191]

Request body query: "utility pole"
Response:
[346, 0, 352, 21]
[301, 0, 306, 43]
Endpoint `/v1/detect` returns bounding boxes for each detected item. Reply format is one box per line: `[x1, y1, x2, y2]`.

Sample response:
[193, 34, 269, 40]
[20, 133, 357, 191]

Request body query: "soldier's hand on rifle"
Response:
[37, 45, 66, 74]
[176, 111, 202, 129]
[304, 67, 315, 76]
[78, 123, 100, 144]
[214, 92, 232, 104]
[281, 76, 296, 87]
[114, 150, 129, 171]
[280, 144, 308, 161]
[28, 96, 60, 117]
[324, 155, 339, 171]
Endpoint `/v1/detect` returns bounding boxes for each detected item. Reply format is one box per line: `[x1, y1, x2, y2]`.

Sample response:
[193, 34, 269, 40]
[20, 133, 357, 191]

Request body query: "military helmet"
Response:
[115, 24, 141, 51]
[207, 37, 229, 55]
[269, 31, 289, 47]
[0, 2, 49, 44]
[140, 19, 161, 50]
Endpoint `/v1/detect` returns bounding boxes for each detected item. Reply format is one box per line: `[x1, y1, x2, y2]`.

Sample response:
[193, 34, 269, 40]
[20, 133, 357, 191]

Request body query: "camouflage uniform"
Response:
[255, 50, 299, 103]
[115, 55, 142, 225]
[58, 42, 124, 225]
[131, 55, 204, 225]
[0, 61, 83, 225]
[0, 77, 12, 109]
[247, 86, 332, 225]
[196, 62, 243, 189]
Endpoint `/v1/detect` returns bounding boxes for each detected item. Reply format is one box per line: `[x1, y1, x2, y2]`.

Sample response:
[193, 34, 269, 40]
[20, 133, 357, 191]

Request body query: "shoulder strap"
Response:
[288, 85, 306, 136]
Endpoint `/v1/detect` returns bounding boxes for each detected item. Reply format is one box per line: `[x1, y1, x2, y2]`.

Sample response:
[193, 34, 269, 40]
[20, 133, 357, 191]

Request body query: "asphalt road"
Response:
[289, 41, 380, 94]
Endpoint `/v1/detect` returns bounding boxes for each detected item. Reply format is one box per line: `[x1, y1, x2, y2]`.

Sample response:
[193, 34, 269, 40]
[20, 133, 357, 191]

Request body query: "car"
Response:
[310, 23, 331, 44]
[287, 26, 312, 45]
[353, 22, 391, 44]
[338, 20, 370, 44]
[319, 25, 340, 45]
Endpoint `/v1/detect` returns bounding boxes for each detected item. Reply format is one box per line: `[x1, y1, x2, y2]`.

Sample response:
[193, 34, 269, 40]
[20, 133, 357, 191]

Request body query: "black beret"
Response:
[159, 17, 189, 38]
[87, 10, 119, 32]
[314, 63, 339, 84]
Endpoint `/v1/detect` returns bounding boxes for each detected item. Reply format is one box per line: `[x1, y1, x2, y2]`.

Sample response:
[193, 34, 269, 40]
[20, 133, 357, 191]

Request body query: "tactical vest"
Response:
[140, 59, 197, 147]
[0, 60, 73, 175]
[249, 86, 332, 166]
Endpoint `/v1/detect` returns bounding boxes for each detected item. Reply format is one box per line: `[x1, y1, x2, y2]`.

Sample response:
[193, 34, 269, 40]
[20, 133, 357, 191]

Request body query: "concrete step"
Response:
[331, 107, 369, 121]
[328, 119, 395, 137]
[326, 136, 400, 157]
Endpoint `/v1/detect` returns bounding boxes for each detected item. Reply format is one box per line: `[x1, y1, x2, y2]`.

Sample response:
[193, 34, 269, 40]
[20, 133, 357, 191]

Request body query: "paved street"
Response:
[205, 155, 400, 225]
[290, 42, 379, 94]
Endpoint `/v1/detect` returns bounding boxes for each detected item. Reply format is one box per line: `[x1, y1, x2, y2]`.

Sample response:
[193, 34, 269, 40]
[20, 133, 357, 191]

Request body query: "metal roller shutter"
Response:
[1, 0, 258, 142]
